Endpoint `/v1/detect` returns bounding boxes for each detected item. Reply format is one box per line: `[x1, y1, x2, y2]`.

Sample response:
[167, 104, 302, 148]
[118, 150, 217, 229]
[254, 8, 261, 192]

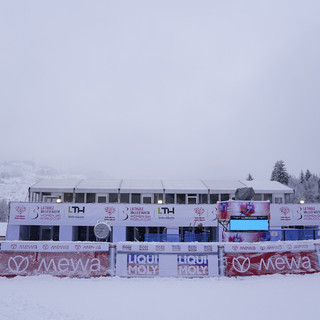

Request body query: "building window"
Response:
[131, 193, 141, 203]
[154, 193, 163, 204]
[187, 194, 197, 204]
[210, 194, 219, 204]
[176, 194, 186, 204]
[86, 193, 96, 203]
[165, 194, 174, 204]
[64, 193, 73, 202]
[275, 197, 283, 204]
[254, 194, 262, 201]
[76, 226, 96, 241]
[97, 196, 107, 203]
[29, 226, 59, 241]
[199, 194, 208, 204]
[143, 197, 152, 204]
[264, 194, 272, 202]
[221, 194, 229, 201]
[75, 193, 85, 203]
[120, 193, 130, 203]
[109, 193, 118, 203]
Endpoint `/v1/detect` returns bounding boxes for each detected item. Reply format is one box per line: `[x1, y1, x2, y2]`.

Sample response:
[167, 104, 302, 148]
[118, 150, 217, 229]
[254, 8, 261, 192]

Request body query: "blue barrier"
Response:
[184, 232, 209, 242]
[270, 230, 284, 241]
[144, 233, 181, 242]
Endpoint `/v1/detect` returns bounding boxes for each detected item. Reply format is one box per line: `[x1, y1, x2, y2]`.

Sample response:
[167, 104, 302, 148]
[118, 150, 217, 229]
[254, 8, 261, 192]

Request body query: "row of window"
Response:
[33, 192, 283, 204]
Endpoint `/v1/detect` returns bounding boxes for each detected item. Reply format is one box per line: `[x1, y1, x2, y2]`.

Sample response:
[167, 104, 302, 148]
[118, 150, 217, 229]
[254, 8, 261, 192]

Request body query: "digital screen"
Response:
[230, 218, 269, 231]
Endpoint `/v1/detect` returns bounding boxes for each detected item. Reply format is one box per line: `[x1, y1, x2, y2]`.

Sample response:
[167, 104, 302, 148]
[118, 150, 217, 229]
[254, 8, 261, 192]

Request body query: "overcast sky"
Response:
[0, 1, 319, 180]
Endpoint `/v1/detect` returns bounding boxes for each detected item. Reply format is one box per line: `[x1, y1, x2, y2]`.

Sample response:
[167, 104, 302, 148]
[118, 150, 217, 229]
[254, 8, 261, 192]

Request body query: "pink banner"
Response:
[218, 201, 270, 220]
[225, 251, 318, 276]
[0, 252, 109, 277]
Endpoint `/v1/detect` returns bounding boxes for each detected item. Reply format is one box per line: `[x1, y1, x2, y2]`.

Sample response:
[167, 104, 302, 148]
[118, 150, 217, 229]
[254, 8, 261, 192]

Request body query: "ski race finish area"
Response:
[0, 240, 320, 278]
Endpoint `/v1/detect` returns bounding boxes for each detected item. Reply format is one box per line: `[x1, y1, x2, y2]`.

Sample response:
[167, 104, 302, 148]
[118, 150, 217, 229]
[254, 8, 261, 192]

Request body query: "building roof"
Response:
[29, 179, 294, 194]
[240, 180, 294, 193]
[202, 180, 246, 193]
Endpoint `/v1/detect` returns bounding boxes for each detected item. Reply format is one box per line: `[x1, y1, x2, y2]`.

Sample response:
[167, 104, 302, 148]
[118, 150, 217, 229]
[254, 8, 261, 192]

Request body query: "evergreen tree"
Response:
[270, 160, 289, 185]
[299, 170, 304, 184]
[246, 173, 254, 181]
[305, 169, 312, 181]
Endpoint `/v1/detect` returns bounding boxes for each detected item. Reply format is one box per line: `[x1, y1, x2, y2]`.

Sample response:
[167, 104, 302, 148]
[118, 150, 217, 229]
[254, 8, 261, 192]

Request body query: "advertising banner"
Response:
[9, 202, 218, 227]
[225, 251, 318, 276]
[0, 251, 109, 277]
[217, 201, 270, 220]
[222, 231, 270, 242]
[270, 204, 320, 227]
[115, 242, 218, 277]
[0, 241, 109, 252]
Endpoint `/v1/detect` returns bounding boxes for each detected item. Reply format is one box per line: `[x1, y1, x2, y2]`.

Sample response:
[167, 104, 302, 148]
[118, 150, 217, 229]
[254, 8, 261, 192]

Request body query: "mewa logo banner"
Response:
[0, 252, 109, 277]
[225, 251, 319, 277]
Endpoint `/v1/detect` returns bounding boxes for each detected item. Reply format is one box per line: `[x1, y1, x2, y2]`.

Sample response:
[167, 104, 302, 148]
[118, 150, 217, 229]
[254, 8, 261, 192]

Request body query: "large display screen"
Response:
[229, 216, 269, 231]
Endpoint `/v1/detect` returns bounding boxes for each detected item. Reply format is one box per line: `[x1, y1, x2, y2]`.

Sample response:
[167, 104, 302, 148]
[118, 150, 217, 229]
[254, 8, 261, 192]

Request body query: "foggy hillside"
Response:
[0, 161, 85, 201]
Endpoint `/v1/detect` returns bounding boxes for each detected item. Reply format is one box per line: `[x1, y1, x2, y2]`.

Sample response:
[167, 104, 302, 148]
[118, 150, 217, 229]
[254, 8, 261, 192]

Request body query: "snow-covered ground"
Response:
[0, 273, 319, 320]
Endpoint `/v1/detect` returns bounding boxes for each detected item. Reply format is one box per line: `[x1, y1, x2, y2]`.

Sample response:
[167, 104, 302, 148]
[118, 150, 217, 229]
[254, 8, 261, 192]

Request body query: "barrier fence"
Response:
[0, 240, 320, 278]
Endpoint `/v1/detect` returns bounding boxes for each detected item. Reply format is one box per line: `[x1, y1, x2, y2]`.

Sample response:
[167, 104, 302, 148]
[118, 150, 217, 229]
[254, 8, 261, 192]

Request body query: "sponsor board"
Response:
[225, 251, 318, 276]
[126, 254, 159, 276]
[9, 202, 218, 227]
[0, 252, 109, 277]
[224, 241, 315, 253]
[1, 241, 109, 252]
[177, 254, 209, 277]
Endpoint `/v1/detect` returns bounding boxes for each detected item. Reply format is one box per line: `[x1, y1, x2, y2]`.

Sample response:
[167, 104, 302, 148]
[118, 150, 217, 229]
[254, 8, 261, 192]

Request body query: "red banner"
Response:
[225, 251, 318, 276]
[0, 252, 109, 277]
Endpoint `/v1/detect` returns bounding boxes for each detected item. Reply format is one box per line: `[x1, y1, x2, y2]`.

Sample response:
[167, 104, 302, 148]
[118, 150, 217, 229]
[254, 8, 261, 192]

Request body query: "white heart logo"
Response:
[232, 256, 251, 273]
[8, 256, 29, 273]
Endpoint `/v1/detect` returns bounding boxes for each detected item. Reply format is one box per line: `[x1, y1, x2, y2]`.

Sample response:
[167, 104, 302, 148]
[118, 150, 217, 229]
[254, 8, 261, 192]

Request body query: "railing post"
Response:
[218, 245, 225, 276]
[109, 243, 116, 277]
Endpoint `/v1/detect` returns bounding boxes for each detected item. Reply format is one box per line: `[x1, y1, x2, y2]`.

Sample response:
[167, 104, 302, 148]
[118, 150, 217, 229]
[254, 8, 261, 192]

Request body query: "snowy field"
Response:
[0, 274, 319, 320]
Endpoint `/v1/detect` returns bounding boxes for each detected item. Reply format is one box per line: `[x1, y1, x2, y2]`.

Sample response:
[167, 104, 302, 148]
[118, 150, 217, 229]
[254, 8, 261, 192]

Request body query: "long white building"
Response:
[6, 178, 306, 243]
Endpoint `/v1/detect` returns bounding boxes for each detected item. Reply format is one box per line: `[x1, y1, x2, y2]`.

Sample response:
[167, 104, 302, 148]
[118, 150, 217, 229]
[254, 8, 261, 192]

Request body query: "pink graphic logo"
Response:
[280, 207, 291, 221]
[232, 256, 251, 273]
[43, 244, 49, 250]
[75, 245, 81, 250]
[8, 256, 29, 273]
[10, 244, 17, 250]
[15, 206, 26, 214]
[105, 207, 116, 215]
[194, 207, 205, 216]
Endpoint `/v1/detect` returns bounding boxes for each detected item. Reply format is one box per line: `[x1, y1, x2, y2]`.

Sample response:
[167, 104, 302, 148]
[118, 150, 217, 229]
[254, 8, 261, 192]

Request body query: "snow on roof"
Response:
[240, 180, 294, 193]
[75, 179, 122, 193]
[0, 222, 7, 237]
[120, 180, 163, 193]
[30, 179, 83, 192]
[162, 180, 208, 193]
[29, 179, 294, 194]
[202, 180, 246, 193]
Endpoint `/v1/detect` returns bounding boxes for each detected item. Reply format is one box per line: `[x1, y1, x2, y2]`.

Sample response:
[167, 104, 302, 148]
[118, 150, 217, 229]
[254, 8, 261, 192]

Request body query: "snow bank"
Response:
[0, 274, 319, 320]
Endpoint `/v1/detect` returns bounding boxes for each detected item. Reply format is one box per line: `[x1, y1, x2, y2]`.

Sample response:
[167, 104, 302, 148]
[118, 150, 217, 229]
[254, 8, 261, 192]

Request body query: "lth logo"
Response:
[158, 207, 175, 214]
[68, 206, 85, 214]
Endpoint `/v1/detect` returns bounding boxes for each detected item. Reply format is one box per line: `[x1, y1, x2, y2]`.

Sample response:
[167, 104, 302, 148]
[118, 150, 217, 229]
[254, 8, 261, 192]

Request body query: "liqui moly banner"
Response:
[0, 251, 109, 277]
[217, 201, 270, 220]
[270, 204, 320, 227]
[225, 251, 318, 276]
[116, 242, 218, 277]
[9, 202, 218, 227]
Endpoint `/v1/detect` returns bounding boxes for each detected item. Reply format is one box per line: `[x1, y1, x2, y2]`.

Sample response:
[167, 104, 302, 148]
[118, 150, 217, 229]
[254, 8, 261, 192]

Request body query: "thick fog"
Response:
[1, 1, 319, 180]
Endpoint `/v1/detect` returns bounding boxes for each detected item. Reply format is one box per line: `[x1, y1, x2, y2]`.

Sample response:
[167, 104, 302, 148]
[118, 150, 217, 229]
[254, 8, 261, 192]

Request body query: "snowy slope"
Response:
[0, 274, 319, 320]
[0, 161, 85, 201]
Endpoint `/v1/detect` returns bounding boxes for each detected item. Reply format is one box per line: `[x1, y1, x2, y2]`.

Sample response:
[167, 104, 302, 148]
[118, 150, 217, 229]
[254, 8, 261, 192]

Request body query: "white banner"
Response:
[0, 241, 109, 252]
[270, 204, 320, 227]
[9, 202, 218, 227]
[116, 242, 218, 277]
[224, 241, 315, 253]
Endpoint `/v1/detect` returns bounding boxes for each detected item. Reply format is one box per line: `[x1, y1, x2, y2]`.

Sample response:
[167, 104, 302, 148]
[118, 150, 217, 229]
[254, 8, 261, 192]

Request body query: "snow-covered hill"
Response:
[0, 161, 85, 201]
